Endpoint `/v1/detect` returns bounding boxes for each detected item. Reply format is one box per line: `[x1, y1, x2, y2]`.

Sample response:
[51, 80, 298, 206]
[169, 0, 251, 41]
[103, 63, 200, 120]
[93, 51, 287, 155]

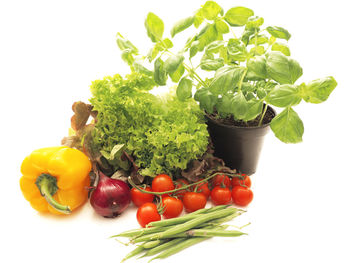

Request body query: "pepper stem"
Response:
[35, 174, 71, 214]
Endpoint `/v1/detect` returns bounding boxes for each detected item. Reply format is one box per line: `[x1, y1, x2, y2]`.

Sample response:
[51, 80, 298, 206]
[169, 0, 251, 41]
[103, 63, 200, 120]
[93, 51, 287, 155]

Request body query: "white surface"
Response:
[1, 0, 349, 262]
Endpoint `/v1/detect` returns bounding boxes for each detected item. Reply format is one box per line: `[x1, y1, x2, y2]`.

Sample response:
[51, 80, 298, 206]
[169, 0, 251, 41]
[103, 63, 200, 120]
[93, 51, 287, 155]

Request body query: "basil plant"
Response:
[116, 1, 337, 143]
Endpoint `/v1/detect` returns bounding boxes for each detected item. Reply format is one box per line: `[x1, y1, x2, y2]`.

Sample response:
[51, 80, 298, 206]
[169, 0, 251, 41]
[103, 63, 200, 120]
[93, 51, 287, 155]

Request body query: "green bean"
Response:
[135, 225, 238, 241]
[182, 228, 246, 237]
[147, 237, 208, 262]
[146, 205, 231, 228]
[110, 225, 170, 238]
[120, 244, 145, 263]
[199, 210, 243, 227]
[142, 239, 165, 249]
[113, 208, 238, 239]
[145, 208, 237, 241]
[138, 238, 186, 258]
[148, 226, 229, 262]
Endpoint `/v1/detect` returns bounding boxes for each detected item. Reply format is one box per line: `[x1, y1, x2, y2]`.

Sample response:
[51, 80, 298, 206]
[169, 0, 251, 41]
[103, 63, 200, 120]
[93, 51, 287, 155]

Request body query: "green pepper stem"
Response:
[35, 174, 71, 214]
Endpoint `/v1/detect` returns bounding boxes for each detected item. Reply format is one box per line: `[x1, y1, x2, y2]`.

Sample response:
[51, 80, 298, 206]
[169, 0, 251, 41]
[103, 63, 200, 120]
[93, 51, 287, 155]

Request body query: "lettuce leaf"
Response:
[89, 72, 209, 177]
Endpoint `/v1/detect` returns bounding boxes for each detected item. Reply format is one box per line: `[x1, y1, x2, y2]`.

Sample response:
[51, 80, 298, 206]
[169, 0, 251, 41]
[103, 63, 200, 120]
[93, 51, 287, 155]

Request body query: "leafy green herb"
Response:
[224, 7, 254, 26]
[115, 1, 337, 144]
[145, 12, 164, 42]
[270, 107, 304, 143]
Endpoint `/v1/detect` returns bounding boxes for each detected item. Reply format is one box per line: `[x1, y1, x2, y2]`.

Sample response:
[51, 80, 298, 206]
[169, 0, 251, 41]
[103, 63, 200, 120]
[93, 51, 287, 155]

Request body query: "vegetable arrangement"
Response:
[18, 1, 338, 261]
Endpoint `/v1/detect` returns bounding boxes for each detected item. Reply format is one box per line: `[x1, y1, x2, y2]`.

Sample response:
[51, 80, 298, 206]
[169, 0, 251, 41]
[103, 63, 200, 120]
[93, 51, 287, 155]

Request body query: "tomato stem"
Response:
[128, 171, 243, 196]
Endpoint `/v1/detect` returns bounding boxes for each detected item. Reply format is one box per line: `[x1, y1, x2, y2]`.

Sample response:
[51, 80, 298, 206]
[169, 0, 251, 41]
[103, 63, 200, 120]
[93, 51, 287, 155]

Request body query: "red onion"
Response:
[90, 172, 131, 218]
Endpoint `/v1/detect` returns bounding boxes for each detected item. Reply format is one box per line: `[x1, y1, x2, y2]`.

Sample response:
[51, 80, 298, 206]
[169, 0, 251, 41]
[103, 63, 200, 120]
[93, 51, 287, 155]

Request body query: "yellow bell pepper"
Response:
[20, 146, 92, 215]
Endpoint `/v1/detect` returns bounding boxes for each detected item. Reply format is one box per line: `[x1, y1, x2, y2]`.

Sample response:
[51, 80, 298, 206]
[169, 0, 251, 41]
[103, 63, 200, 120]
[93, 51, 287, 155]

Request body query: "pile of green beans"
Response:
[112, 205, 247, 262]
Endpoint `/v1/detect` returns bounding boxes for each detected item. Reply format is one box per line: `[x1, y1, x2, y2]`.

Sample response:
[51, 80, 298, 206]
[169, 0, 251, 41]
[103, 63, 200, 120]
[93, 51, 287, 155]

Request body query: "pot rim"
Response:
[205, 106, 276, 130]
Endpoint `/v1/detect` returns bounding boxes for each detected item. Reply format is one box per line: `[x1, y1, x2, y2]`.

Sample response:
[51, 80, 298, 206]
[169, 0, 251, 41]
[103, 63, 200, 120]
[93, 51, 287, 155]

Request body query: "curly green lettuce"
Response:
[89, 72, 209, 177]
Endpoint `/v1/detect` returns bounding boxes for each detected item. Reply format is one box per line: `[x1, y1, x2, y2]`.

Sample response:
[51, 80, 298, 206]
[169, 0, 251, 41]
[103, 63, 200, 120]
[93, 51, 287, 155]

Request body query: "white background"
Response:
[1, 0, 349, 262]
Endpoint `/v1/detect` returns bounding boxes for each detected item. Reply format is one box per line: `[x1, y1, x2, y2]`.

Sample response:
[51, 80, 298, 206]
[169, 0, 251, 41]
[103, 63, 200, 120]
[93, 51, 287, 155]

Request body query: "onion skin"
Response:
[90, 173, 131, 218]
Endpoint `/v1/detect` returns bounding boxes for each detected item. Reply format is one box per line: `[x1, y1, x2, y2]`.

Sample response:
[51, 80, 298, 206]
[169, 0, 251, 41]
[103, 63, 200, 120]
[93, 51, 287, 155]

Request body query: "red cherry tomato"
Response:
[231, 174, 252, 188]
[182, 192, 207, 213]
[231, 186, 253, 207]
[211, 174, 231, 188]
[174, 178, 189, 200]
[136, 202, 161, 228]
[162, 196, 183, 219]
[131, 186, 154, 207]
[191, 180, 211, 199]
[151, 174, 174, 197]
[210, 186, 232, 205]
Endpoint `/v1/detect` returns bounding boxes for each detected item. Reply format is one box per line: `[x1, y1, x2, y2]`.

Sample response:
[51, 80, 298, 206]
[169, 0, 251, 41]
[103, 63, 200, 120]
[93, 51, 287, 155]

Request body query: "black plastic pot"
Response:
[206, 107, 276, 175]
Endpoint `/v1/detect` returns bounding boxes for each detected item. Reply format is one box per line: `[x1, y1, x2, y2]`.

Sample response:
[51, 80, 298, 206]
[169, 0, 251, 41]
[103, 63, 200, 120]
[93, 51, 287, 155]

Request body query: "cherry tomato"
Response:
[174, 178, 189, 200]
[182, 192, 207, 212]
[231, 186, 253, 207]
[162, 196, 183, 219]
[136, 202, 161, 228]
[131, 186, 154, 207]
[211, 174, 231, 188]
[231, 174, 252, 188]
[210, 186, 232, 205]
[191, 180, 211, 199]
[151, 174, 174, 197]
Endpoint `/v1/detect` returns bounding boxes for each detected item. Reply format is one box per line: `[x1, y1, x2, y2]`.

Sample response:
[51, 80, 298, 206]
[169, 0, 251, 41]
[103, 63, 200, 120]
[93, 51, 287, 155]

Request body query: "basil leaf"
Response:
[145, 12, 164, 42]
[270, 107, 304, 143]
[121, 49, 135, 66]
[266, 84, 302, 107]
[241, 28, 255, 46]
[246, 16, 264, 30]
[246, 55, 267, 80]
[241, 82, 256, 93]
[196, 24, 218, 51]
[216, 93, 234, 117]
[176, 77, 193, 101]
[154, 57, 167, 86]
[209, 66, 245, 95]
[249, 45, 265, 56]
[242, 99, 263, 121]
[116, 35, 138, 54]
[190, 40, 200, 58]
[133, 62, 153, 76]
[268, 36, 276, 45]
[266, 51, 303, 84]
[171, 16, 195, 38]
[194, 88, 218, 113]
[169, 64, 185, 83]
[224, 7, 254, 27]
[164, 54, 185, 74]
[205, 40, 225, 54]
[200, 58, 225, 71]
[163, 38, 174, 49]
[266, 26, 291, 41]
[215, 20, 229, 34]
[202, 1, 223, 20]
[147, 45, 160, 62]
[227, 38, 248, 62]
[194, 9, 204, 28]
[271, 42, 291, 56]
[231, 92, 248, 119]
[301, 76, 337, 103]
[245, 92, 256, 101]
[248, 35, 269, 45]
